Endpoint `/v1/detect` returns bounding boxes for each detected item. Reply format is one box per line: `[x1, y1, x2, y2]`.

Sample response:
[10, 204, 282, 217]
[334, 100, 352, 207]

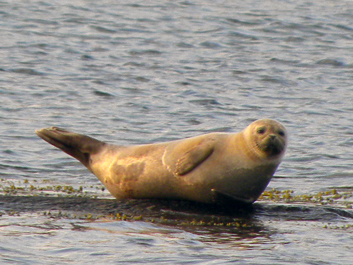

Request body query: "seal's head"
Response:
[243, 119, 287, 160]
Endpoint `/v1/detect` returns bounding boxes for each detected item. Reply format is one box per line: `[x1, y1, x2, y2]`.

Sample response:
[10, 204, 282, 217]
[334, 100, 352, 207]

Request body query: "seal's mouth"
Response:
[258, 135, 284, 157]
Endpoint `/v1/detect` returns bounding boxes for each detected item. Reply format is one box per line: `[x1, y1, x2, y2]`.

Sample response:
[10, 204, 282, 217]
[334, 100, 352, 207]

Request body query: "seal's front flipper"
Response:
[164, 137, 216, 176]
[35, 127, 105, 168]
[211, 189, 254, 206]
[174, 141, 215, 175]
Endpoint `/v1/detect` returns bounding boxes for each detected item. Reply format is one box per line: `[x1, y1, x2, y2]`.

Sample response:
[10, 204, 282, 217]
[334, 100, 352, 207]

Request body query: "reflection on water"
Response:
[0, 178, 352, 263]
[1, 195, 352, 264]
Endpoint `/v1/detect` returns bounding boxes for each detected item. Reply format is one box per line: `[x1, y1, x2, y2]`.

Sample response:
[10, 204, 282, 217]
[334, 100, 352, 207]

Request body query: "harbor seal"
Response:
[35, 119, 287, 204]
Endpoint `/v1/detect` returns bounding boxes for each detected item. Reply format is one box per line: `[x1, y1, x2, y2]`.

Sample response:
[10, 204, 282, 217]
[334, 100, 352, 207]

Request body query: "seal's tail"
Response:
[35, 127, 106, 168]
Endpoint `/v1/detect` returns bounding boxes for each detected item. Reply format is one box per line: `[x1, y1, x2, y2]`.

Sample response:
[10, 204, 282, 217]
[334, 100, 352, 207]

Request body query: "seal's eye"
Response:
[257, 127, 266, 134]
[278, 130, 285, 137]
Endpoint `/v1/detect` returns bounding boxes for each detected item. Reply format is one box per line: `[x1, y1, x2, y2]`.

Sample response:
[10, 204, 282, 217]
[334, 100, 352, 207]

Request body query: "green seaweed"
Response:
[0, 179, 352, 229]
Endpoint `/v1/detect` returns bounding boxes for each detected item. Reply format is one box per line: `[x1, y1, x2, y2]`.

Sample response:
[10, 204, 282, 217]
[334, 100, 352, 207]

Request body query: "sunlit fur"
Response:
[36, 119, 287, 204]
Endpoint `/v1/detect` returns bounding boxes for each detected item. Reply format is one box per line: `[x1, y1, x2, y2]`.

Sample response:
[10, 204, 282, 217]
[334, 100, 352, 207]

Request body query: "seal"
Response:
[35, 119, 287, 204]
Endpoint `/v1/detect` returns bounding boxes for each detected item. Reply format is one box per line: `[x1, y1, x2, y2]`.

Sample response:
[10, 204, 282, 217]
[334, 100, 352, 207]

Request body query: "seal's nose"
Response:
[269, 134, 276, 140]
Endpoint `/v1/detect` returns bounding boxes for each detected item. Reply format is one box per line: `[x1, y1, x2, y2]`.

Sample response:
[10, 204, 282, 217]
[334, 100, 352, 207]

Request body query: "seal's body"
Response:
[36, 119, 287, 204]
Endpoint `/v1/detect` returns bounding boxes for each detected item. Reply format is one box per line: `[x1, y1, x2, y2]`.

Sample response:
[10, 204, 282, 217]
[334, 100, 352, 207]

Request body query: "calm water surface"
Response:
[1, 0, 353, 264]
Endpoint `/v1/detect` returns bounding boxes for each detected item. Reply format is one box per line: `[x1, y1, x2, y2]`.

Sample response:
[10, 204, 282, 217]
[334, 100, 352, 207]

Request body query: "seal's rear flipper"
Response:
[211, 189, 254, 206]
[35, 127, 105, 168]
